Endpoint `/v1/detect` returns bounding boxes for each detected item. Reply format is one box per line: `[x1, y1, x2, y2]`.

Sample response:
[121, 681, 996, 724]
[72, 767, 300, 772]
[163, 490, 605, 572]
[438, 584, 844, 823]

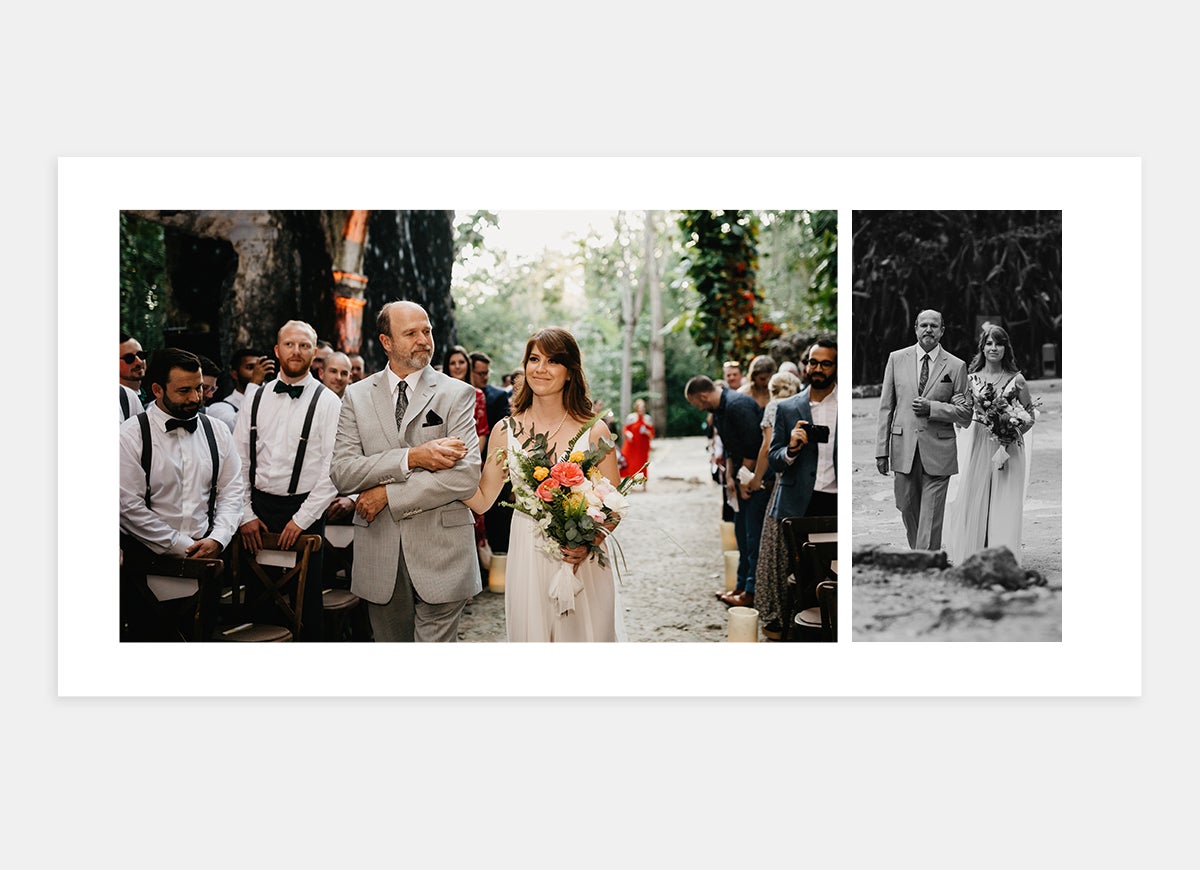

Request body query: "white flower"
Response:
[602, 489, 629, 513]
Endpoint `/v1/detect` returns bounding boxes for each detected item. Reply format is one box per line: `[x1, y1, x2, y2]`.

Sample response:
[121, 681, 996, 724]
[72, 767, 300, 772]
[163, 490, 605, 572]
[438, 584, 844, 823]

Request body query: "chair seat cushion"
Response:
[795, 607, 823, 628]
[219, 623, 293, 642]
[321, 589, 360, 611]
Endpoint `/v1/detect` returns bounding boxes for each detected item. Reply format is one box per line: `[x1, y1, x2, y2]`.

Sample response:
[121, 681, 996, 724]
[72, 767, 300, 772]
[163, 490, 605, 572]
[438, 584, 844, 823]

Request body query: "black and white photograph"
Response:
[851, 210, 1063, 641]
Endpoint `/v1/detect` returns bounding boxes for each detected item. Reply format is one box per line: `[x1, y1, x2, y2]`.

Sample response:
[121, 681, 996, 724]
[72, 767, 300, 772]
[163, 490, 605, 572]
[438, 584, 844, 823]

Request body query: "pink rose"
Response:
[549, 461, 586, 487]
[536, 477, 560, 502]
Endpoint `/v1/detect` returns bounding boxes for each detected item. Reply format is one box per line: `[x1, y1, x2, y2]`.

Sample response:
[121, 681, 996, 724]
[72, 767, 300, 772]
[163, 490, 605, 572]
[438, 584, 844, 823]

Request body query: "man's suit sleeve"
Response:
[927, 359, 972, 426]
[383, 385, 481, 519]
[331, 389, 408, 494]
[875, 352, 898, 458]
[768, 400, 795, 474]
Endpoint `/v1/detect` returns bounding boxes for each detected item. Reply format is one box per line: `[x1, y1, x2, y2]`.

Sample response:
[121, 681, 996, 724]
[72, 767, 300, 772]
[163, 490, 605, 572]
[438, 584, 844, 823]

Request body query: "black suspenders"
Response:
[249, 382, 326, 496]
[136, 412, 220, 537]
[120, 387, 131, 420]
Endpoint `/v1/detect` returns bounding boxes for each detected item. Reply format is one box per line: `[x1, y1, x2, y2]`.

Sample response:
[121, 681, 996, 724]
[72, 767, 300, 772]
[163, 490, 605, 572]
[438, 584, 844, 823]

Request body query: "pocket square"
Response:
[422, 410, 444, 427]
[941, 374, 952, 382]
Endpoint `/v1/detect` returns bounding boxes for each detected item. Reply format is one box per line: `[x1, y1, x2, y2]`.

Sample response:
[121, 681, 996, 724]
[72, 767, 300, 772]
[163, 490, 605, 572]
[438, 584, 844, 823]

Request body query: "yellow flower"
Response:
[569, 451, 585, 463]
[533, 466, 550, 481]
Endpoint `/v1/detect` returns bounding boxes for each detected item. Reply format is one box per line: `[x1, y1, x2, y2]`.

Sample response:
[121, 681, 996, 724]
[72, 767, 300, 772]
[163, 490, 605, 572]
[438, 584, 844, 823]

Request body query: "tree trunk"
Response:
[645, 210, 666, 435]
[120, 210, 457, 375]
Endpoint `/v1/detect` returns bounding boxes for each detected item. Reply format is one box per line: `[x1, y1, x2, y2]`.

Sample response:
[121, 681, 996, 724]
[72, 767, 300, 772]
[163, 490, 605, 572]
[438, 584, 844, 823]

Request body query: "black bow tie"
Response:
[274, 381, 304, 399]
[166, 417, 198, 433]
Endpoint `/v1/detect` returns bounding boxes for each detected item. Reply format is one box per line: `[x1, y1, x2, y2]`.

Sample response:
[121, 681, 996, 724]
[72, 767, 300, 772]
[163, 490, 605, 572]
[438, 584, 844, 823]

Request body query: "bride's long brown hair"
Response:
[510, 327, 595, 422]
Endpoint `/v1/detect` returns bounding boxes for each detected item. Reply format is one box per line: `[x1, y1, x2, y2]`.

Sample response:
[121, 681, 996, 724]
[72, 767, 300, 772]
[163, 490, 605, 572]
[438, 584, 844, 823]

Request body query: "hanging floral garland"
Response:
[678, 210, 781, 364]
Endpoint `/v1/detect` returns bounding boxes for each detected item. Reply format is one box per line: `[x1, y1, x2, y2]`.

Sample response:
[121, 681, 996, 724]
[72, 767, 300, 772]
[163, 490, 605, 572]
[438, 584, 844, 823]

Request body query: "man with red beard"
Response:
[119, 348, 244, 640]
[233, 320, 342, 640]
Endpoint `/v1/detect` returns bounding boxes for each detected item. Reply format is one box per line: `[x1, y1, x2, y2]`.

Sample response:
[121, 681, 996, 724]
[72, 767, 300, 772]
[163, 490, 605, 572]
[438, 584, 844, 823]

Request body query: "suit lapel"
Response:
[924, 349, 950, 396]
[371, 371, 402, 448]
[402, 366, 438, 434]
[900, 347, 918, 395]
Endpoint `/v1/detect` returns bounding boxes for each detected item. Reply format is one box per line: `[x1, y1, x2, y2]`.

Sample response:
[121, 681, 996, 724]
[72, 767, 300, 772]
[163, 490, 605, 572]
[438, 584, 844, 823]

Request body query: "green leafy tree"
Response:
[677, 211, 778, 366]
[852, 210, 1061, 384]
[119, 212, 168, 351]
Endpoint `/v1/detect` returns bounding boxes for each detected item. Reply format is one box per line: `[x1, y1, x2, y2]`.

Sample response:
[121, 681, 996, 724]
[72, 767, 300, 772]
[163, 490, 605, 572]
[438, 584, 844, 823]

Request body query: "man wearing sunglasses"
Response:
[119, 332, 148, 422]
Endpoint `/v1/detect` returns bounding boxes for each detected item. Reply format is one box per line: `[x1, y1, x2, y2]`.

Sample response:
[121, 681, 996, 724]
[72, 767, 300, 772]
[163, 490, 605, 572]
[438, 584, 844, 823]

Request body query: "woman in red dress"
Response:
[446, 345, 490, 550]
[621, 398, 654, 485]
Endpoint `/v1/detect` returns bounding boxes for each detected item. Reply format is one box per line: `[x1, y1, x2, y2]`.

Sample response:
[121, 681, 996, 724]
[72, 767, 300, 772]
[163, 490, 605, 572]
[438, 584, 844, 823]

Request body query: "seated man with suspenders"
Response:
[233, 320, 342, 641]
[119, 348, 245, 640]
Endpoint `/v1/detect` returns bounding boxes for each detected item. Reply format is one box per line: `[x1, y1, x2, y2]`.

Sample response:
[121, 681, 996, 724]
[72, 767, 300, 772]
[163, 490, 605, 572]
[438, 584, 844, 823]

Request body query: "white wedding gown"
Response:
[503, 424, 628, 642]
[944, 373, 1036, 565]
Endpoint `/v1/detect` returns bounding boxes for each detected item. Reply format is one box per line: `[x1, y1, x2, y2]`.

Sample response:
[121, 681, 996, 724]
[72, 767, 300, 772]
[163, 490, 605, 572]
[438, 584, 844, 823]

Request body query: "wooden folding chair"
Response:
[223, 533, 322, 642]
[124, 553, 225, 642]
[320, 524, 362, 641]
[815, 578, 838, 643]
[779, 515, 837, 642]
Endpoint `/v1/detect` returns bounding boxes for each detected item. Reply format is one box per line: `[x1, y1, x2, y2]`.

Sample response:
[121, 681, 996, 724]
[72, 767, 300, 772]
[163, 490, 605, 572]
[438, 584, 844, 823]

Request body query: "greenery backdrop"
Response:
[452, 209, 837, 436]
[119, 209, 838, 438]
[851, 210, 1062, 385]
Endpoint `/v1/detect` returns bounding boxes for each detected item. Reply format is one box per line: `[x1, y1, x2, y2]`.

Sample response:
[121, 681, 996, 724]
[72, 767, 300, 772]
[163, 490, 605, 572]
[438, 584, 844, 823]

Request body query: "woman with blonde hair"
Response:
[743, 368, 803, 638]
[740, 354, 777, 409]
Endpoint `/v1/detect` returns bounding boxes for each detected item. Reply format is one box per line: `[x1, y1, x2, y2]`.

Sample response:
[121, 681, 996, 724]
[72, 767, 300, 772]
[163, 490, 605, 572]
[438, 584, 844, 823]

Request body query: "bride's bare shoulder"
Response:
[588, 417, 614, 441]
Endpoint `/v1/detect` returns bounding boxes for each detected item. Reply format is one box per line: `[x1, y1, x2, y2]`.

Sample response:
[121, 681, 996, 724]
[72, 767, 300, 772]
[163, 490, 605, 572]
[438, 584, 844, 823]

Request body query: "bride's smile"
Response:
[525, 348, 568, 396]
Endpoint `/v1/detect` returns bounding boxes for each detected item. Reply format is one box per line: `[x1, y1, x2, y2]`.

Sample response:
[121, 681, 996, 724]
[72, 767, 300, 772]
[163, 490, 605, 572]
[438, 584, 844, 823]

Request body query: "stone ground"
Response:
[457, 435, 734, 642]
[851, 379, 1063, 641]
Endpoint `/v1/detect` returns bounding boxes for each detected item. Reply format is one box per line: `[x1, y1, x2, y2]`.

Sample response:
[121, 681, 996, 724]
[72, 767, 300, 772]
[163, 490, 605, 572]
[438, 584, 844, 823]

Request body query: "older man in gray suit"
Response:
[883, 307, 974, 549]
[875, 309, 972, 551]
[331, 301, 482, 642]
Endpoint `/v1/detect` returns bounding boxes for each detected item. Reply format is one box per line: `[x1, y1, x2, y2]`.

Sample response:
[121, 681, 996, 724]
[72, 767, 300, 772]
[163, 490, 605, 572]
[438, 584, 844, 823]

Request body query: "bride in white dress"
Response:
[943, 325, 1037, 565]
[463, 327, 626, 642]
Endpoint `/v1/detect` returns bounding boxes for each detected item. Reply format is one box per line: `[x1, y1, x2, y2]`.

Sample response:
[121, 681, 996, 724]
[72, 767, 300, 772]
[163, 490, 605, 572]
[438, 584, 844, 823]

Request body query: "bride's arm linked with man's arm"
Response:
[330, 383, 481, 523]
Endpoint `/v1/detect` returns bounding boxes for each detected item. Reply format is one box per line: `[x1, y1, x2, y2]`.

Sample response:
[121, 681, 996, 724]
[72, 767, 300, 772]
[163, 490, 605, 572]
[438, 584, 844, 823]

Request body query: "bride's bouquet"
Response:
[975, 381, 1041, 471]
[501, 413, 647, 614]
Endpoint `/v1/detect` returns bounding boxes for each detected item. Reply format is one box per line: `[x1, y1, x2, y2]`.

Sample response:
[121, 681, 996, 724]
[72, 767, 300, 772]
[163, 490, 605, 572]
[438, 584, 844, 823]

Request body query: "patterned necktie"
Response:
[919, 353, 930, 395]
[395, 380, 408, 431]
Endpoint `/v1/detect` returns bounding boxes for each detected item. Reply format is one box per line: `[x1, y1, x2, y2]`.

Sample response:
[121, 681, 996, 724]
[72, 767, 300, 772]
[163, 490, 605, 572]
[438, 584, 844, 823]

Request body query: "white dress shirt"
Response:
[119, 402, 245, 555]
[119, 385, 143, 423]
[233, 377, 341, 531]
[810, 384, 838, 494]
[205, 388, 244, 432]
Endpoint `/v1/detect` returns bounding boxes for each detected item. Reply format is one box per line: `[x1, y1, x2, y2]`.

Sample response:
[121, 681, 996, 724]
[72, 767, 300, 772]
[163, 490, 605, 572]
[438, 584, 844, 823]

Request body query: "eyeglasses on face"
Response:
[808, 360, 836, 370]
[120, 351, 148, 364]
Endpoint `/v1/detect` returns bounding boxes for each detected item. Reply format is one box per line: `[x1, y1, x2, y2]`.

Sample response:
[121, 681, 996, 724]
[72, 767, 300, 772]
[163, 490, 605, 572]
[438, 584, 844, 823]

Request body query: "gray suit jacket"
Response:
[875, 345, 971, 477]
[330, 366, 482, 605]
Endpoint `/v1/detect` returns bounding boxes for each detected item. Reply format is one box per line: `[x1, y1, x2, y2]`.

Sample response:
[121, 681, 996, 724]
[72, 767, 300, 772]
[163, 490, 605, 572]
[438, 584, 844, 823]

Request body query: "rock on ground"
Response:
[851, 380, 1063, 641]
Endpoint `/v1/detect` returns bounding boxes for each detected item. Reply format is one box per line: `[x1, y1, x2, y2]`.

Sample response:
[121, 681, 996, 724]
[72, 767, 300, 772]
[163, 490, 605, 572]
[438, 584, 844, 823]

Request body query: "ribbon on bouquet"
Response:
[547, 559, 586, 616]
[990, 441, 1011, 472]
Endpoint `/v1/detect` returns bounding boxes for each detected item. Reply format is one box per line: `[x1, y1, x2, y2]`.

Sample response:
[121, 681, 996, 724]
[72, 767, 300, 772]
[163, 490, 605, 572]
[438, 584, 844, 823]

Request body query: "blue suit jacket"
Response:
[767, 390, 837, 520]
